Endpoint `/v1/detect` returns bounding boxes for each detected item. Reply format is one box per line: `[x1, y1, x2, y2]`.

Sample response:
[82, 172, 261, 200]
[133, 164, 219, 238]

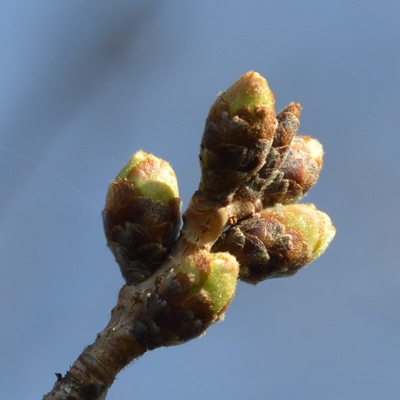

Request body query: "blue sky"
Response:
[1, 1, 400, 399]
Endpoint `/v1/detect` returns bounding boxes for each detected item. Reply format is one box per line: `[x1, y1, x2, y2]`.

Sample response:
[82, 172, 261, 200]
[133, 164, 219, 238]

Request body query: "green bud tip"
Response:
[223, 71, 275, 116]
[176, 251, 239, 315]
[284, 204, 336, 261]
[116, 150, 179, 202]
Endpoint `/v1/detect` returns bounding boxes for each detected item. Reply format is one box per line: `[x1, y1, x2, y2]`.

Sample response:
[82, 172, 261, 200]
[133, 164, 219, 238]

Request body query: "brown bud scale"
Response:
[103, 179, 181, 285]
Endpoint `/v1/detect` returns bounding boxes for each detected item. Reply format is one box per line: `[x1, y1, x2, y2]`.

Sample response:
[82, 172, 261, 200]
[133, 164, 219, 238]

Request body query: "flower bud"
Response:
[212, 203, 335, 284]
[199, 71, 277, 201]
[260, 135, 324, 206]
[102, 151, 181, 285]
[140, 251, 239, 347]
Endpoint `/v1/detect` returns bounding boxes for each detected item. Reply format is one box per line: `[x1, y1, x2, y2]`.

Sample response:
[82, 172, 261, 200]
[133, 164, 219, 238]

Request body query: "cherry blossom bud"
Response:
[102, 151, 181, 285]
[212, 203, 335, 284]
[199, 71, 277, 201]
[139, 251, 239, 347]
[253, 135, 324, 207]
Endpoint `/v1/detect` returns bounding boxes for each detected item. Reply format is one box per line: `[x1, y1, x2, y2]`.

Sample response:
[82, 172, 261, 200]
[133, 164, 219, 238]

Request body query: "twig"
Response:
[43, 71, 335, 400]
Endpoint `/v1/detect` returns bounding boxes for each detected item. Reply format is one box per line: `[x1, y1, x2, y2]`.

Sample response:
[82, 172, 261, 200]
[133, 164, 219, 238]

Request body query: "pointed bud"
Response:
[141, 251, 239, 347]
[212, 203, 335, 284]
[273, 102, 302, 147]
[102, 151, 181, 285]
[199, 71, 277, 201]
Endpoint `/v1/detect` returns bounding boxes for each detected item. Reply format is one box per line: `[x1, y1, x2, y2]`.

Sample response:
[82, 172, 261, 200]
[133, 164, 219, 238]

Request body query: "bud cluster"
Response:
[102, 71, 335, 348]
[42, 71, 336, 400]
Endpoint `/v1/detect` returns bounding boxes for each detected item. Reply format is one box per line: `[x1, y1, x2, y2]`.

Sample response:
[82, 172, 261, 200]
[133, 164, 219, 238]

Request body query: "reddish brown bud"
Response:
[272, 135, 323, 205]
[236, 134, 324, 209]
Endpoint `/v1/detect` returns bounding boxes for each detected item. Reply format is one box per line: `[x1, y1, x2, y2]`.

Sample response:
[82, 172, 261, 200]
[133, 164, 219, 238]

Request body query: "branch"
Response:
[43, 71, 335, 400]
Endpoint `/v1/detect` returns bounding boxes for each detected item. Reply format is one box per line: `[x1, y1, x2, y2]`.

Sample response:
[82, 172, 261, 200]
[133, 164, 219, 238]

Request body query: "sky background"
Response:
[1, 1, 399, 399]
